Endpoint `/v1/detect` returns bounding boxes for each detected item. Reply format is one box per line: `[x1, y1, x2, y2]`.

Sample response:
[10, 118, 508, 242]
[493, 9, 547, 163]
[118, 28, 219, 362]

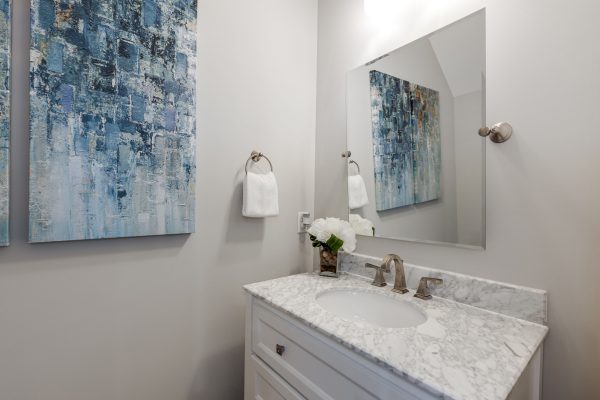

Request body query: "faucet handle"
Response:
[365, 263, 387, 287]
[414, 277, 443, 300]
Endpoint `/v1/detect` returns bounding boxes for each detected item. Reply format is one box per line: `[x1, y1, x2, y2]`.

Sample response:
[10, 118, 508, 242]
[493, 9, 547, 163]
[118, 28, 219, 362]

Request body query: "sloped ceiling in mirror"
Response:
[429, 12, 485, 97]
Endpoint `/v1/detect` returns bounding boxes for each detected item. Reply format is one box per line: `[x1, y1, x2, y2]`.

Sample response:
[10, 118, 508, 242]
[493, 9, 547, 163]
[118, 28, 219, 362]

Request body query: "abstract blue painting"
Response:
[29, 0, 197, 243]
[370, 70, 440, 211]
[0, 0, 10, 246]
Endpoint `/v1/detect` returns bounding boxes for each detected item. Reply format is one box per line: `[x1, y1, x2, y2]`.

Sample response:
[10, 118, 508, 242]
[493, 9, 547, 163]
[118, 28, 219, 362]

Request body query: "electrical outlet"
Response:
[297, 212, 312, 234]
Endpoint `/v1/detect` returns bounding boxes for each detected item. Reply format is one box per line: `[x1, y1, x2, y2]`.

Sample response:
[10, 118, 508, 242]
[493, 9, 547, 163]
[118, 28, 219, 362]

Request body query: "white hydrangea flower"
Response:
[307, 218, 332, 242]
[350, 214, 374, 236]
[308, 217, 356, 253]
[338, 223, 357, 252]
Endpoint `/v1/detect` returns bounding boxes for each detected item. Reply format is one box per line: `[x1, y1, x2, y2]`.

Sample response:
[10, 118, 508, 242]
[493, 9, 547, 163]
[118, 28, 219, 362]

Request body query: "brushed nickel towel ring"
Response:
[245, 151, 273, 174]
[348, 159, 360, 174]
[479, 122, 513, 143]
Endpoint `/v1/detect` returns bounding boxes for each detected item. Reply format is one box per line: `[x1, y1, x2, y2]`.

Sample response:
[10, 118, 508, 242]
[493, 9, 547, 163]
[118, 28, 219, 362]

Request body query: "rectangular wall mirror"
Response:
[346, 10, 486, 248]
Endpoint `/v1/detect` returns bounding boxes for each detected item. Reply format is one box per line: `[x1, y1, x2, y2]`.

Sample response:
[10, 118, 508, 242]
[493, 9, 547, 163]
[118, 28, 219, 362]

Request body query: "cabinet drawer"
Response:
[250, 355, 305, 400]
[252, 303, 377, 400]
[251, 300, 435, 400]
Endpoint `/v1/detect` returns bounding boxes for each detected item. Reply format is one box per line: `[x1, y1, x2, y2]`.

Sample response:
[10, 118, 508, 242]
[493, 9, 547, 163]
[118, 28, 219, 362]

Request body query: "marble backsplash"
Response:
[338, 252, 547, 324]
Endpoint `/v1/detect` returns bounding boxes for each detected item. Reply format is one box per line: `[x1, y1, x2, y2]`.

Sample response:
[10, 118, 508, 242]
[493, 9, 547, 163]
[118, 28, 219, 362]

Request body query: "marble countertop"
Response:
[244, 273, 548, 400]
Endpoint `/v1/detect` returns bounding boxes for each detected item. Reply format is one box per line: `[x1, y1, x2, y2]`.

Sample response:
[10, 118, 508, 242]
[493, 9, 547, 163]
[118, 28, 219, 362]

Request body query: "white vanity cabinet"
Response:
[244, 294, 543, 400]
[245, 295, 447, 400]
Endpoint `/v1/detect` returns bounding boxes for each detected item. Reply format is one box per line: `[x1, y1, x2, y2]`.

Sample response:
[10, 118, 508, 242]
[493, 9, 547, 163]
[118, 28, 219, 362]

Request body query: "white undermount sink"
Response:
[316, 288, 427, 329]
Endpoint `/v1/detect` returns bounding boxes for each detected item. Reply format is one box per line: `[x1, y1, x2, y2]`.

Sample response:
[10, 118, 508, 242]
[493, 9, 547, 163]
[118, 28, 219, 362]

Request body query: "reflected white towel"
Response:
[348, 175, 369, 209]
[243, 171, 280, 218]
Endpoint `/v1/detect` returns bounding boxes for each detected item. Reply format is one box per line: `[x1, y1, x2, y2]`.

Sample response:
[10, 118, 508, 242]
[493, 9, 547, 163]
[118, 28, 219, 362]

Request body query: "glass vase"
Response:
[319, 249, 338, 277]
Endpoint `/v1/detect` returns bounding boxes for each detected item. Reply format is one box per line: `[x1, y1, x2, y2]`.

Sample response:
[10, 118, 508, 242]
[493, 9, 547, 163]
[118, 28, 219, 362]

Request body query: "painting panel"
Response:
[370, 70, 414, 211]
[29, 0, 197, 242]
[411, 83, 441, 203]
[0, 0, 10, 246]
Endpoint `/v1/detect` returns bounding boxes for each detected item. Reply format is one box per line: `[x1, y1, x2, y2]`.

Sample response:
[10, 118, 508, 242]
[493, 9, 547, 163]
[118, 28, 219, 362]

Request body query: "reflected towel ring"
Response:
[245, 151, 274, 174]
[349, 159, 360, 174]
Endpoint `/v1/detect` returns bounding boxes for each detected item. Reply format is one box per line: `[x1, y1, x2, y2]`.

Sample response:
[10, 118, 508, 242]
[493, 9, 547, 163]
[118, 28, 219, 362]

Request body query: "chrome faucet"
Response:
[365, 254, 409, 293]
[383, 254, 409, 294]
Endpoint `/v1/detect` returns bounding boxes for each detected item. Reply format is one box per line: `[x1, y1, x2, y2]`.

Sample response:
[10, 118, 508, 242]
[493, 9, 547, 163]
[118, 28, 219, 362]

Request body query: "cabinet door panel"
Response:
[250, 355, 305, 400]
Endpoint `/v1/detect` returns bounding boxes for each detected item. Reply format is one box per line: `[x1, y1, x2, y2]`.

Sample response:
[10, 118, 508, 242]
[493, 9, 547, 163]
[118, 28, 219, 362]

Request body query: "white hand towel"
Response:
[348, 175, 369, 210]
[243, 171, 280, 218]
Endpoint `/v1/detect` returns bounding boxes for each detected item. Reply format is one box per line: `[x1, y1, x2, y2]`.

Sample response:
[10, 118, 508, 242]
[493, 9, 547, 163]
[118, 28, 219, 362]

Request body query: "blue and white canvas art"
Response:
[0, 0, 10, 246]
[29, 0, 197, 243]
[370, 70, 441, 211]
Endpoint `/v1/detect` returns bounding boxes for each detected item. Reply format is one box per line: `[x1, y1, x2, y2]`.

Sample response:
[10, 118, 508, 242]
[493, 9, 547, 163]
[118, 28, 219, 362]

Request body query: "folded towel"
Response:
[348, 175, 369, 209]
[243, 171, 280, 218]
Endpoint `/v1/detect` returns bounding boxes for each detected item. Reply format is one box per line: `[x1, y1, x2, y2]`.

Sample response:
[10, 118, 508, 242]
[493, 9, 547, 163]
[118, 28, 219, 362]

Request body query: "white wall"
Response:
[315, 0, 600, 399]
[0, 1, 317, 399]
[347, 40, 458, 243]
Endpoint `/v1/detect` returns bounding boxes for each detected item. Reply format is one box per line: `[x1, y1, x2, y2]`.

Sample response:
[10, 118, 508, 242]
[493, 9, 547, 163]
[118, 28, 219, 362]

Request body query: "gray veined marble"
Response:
[338, 252, 548, 324]
[244, 273, 548, 400]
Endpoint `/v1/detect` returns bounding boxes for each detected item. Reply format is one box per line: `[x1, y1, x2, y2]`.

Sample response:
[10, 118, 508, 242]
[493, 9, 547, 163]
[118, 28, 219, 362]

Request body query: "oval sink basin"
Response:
[316, 289, 427, 329]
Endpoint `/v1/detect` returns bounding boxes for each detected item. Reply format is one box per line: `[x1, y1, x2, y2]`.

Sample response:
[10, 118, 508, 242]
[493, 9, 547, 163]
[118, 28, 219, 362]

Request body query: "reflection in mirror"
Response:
[346, 10, 485, 248]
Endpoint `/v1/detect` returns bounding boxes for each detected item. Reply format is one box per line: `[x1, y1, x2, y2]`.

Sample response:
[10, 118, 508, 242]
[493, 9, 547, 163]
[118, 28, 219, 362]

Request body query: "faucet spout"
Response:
[383, 254, 409, 294]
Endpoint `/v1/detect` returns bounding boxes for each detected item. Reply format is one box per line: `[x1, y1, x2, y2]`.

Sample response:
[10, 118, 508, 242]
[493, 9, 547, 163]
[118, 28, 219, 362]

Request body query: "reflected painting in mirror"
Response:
[370, 70, 441, 211]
